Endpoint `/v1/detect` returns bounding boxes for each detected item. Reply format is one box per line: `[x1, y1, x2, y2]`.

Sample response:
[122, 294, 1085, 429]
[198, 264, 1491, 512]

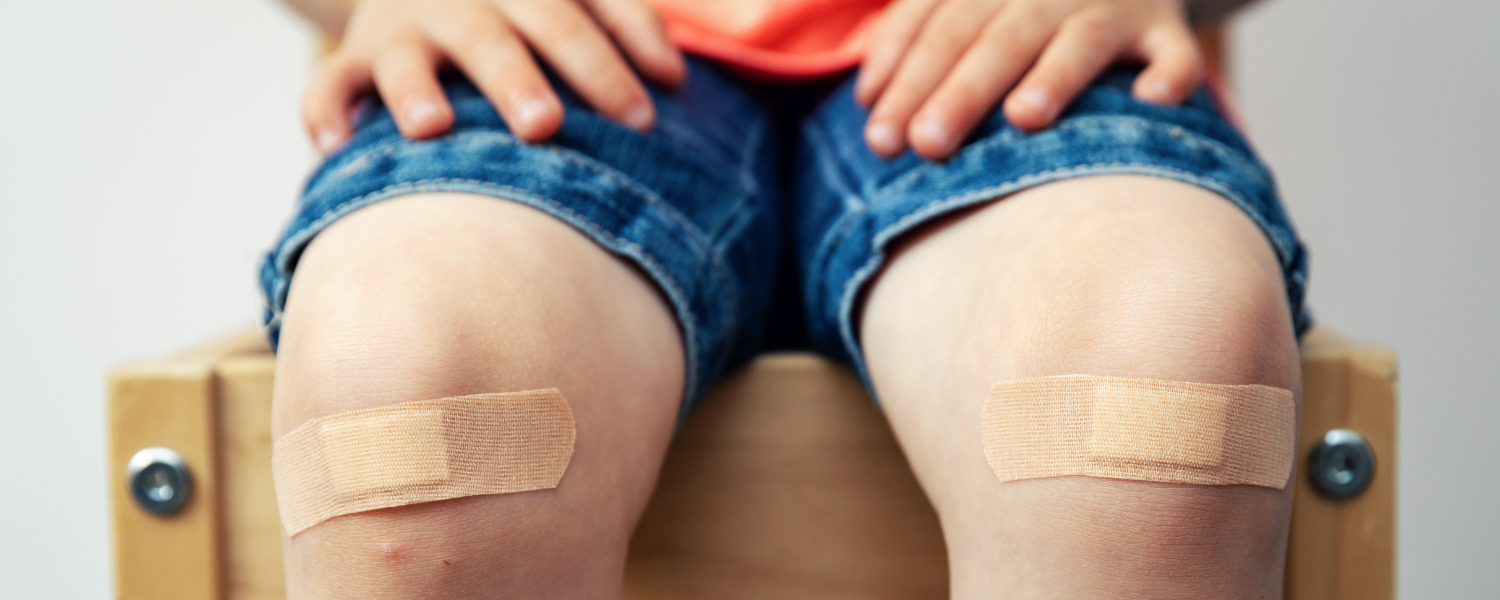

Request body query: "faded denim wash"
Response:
[260, 59, 1308, 418]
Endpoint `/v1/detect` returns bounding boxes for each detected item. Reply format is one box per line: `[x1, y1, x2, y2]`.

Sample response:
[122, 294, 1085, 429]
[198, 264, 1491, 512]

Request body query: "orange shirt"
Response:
[645, 0, 890, 79]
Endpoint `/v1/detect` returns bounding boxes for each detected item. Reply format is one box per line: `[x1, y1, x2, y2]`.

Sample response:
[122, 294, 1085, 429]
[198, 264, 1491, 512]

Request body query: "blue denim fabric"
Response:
[260, 61, 1308, 415]
[260, 62, 781, 417]
[794, 67, 1310, 386]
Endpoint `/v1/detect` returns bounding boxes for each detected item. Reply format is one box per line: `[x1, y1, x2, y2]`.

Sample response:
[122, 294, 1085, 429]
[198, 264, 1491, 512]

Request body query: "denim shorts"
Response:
[260, 58, 1308, 418]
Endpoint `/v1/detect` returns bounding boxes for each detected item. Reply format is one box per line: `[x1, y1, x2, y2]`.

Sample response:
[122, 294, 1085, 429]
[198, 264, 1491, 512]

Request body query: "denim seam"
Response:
[690, 115, 773, 362]
[526, 135, 748, 340]
[802, 118, 869, 317]
[712, 114, 769, 251]
[877, 162, 1286, 261]
[835, 161, 1293, 394]
[874, 115, 1270, 208]
[814, 112, 882, 198]
[471, 131, 744, 349]
[268, 177, 706, 408]
[736, 114, 770, 201]
[803, 117, 866, 209]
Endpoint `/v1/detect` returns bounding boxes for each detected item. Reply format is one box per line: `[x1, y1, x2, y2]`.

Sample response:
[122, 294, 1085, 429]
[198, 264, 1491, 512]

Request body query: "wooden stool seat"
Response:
[107, 326, 1394, 600]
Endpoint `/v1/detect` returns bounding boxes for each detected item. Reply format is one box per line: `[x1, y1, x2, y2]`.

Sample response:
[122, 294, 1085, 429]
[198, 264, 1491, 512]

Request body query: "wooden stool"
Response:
[107, 326, 1394, 600]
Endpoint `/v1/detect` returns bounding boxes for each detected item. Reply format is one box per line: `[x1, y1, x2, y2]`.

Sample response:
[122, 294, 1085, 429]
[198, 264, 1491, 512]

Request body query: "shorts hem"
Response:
[259, 131, 741, 416]
[823, 117, 1308, 391]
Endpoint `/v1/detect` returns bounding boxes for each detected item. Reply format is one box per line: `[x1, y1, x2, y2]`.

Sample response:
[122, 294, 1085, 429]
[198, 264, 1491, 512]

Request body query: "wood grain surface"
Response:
[111, 322, 1393, 600]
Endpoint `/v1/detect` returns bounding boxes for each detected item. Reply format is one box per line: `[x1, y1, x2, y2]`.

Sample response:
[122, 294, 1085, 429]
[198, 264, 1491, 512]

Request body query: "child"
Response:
[262, 0, 1307, 597]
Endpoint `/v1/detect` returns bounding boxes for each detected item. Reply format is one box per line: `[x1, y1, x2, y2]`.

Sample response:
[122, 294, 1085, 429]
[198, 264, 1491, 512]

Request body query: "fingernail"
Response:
[1014, 88, 1052, 114]
[314, 128, 342, 154]
[404, 99, 440, 126]
[866, 121, 901, 154]
[514, 97, 552, 130]
[1142, 79, 1173, 102]
[622, 104, 653, 131]
[911, 116, 952, 152]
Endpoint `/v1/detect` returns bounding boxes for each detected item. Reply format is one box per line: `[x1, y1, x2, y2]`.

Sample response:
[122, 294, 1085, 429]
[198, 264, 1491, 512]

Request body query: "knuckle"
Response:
[1185, 48, 1207, 74]
[643, 3, 667, 30]
[984, 17, 1037, 55]
[609, 0, 661, 29]
[976, 35, 1026, 67]
[450, 32, 490, 58]
[300, 99, 323, 124]
[541, 13, 595, 46]
[941, 78, 988, 114]
[1004, 1, 1052, 35]
[874, 78, 923, 117]
[386, 29, 431, 54]
[319, 52, 360, 77]
[920, 28, 967, 58]
[1065, 11, 1116, 42]
[448, 20, 509, 58]
[592, 72, 646, 111]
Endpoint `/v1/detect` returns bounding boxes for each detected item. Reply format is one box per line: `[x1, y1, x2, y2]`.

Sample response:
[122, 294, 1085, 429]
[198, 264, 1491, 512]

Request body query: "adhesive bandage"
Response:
[982, 375, 1295, 489]
[272, 389, 576, 536]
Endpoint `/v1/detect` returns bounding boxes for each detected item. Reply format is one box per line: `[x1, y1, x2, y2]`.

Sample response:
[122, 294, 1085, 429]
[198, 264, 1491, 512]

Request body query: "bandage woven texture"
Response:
[982, 375, 1295, 489]
[272, 390, 575, 536]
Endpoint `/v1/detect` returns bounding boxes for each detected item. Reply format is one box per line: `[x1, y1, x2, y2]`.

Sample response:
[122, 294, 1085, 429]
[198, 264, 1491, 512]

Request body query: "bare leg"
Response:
[862, 175, 1300, 599]
[272, 193, 685, 599]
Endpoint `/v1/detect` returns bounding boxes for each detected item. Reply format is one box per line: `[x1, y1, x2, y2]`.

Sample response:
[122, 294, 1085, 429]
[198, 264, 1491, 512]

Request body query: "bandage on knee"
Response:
[272, 390, 575, 536]
[982, 375, 1294, 489]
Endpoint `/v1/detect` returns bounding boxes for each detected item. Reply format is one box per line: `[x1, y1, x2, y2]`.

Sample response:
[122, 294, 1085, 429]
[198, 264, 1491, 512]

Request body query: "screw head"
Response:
[1308, 429, 1375, 500]
[126, 447, 192, 516]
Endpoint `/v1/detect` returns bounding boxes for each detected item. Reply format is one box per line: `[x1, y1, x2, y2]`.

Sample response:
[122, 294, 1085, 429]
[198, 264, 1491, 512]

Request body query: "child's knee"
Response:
[270, 290, 666, 598]
[1012, 250, 1298, 387]
[872, 174, 1300, 386]
[268, 193, 684, 436]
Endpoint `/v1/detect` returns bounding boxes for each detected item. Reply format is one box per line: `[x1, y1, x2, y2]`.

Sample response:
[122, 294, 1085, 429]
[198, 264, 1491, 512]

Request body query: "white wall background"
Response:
[1236, 1, 1500, 597]
[0, 0, 1494, 597]
[0, 0, 314, 597]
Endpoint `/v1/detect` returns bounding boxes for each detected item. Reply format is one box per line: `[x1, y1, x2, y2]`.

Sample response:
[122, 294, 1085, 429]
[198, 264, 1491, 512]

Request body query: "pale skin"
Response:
[274, 0, 1296, 598]
[273, 194, 686, 598]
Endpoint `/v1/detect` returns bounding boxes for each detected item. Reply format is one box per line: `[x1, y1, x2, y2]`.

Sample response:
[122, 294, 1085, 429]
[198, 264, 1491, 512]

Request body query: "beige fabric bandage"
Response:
[982, 375, 1294, 489]
[272, 389, 576, 536]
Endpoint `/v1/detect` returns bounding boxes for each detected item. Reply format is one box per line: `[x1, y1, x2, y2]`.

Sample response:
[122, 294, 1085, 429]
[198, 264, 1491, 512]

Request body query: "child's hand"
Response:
[856, 0, 1203, 160]
[304, 0, 686, 153]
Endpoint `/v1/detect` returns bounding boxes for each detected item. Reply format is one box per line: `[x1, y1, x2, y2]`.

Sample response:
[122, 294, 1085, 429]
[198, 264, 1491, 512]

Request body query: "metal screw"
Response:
[126, 447, 192, 516]
[1308, 429, 1375, 500]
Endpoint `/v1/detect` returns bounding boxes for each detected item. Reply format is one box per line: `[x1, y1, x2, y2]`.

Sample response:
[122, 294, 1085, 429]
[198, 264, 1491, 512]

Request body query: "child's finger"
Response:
[855, 0, 943, 107]
[583, 0, 687, 88]
[900, 0, 1058, 159]
[303, 54, 373, 154]
[864, 0, 1004, 157]
[1130, 23, 1204, 105]
[502, 0, 657, 131]
[1001, 11, 1130, 132]
[371, 42, 455, 140]
[421, 4, 564, 141]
